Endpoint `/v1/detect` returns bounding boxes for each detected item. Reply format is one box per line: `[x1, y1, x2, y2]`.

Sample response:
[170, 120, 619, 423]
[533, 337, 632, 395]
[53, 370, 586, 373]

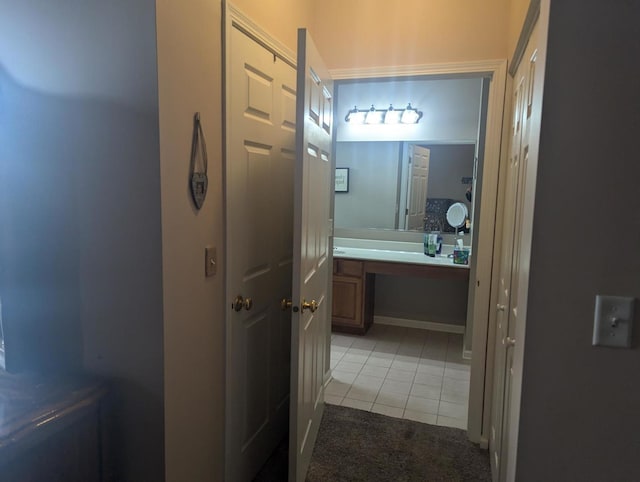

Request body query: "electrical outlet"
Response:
[592, 295, 635, 348]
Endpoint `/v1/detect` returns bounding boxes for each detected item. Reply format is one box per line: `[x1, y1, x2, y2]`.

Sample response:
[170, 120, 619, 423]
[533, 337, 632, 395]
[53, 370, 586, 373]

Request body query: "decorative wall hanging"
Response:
[335, 168, 350, 192]
[189, 112, 208, 210]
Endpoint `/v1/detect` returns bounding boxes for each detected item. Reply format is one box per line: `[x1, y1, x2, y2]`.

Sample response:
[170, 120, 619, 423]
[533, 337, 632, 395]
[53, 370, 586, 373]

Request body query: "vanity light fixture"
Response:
[365, 105, 385, 124]
[400, 103, 422, 124]
[344, 103, 423, 125]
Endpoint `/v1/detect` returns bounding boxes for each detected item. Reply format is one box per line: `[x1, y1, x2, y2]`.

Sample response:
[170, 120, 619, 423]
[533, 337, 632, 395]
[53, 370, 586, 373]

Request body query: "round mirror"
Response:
[446, 202, 468, 229]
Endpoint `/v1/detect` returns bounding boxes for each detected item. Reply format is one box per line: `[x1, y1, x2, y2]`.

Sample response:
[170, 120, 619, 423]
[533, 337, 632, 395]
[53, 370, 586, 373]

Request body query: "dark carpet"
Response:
[254, 404, 491, 482]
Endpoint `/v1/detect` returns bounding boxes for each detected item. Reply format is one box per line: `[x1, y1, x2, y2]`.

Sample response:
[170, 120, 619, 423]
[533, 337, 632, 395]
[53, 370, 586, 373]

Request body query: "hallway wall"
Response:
[0, 1, 164, 480]
[156, 1, 225, 481]
[517, 2, 640, 480]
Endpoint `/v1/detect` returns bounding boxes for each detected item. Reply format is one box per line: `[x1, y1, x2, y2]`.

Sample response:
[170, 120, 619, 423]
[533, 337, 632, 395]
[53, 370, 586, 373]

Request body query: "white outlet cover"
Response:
[592, 295, 635, 348]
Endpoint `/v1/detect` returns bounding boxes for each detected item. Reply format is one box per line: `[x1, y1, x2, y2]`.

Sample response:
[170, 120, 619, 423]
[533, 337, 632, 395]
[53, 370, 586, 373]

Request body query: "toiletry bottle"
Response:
[436, 233, 443, 255]
[427, 233, 437, 257]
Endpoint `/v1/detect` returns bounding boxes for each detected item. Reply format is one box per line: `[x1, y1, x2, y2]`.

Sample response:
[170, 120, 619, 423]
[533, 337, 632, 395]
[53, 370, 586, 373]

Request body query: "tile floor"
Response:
[326, 324, 470, 430]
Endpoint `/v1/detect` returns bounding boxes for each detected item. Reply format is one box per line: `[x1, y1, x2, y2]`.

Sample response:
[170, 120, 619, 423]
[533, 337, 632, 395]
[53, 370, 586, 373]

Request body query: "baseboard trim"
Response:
[479, 436, 489, 449]
[374, 316, 465, 334]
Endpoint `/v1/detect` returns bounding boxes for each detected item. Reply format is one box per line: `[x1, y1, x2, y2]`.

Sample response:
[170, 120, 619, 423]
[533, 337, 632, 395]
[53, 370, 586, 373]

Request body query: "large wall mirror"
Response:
[334, 141, 475, 233]
[333, 75, 486, 244]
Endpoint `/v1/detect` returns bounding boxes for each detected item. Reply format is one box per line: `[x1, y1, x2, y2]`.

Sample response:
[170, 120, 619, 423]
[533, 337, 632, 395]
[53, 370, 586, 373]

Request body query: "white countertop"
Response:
[332, 241, 470, 269]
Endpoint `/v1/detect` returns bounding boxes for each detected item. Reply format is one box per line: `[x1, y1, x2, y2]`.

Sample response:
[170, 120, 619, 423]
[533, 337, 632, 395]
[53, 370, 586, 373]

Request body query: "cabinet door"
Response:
[331, 274, 363, 328]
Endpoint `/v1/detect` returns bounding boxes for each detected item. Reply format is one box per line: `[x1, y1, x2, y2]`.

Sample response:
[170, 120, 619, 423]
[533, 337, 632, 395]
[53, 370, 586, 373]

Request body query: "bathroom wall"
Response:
[336, 78, 482, 143]
[375, 276, 469, 328]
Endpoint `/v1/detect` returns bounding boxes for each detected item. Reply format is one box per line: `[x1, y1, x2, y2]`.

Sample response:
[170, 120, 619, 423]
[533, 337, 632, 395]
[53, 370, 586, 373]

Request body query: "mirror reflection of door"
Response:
[405, 145, 430, 230]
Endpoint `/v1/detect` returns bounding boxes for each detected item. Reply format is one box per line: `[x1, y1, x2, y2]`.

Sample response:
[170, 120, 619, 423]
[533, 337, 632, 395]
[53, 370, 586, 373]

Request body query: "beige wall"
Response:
[311, 0, 509, 69]
[232, 0, 314, 51]
[507, 0, 531, 59]
[156, 0, 225, 481]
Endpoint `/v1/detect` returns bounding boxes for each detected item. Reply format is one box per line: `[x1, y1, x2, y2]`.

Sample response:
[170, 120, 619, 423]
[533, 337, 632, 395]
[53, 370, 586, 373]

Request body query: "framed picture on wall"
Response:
[335, 168, 349, 193]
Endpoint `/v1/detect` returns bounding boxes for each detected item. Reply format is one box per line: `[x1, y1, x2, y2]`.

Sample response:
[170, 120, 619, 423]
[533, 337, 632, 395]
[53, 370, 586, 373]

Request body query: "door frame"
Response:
[222, 2, 297, 478]
[331, 60, 507, 446]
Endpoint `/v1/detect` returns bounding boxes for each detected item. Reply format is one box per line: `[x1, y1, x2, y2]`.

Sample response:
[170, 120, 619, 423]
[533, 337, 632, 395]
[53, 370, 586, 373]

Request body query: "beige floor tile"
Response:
[380, 379, 412, 395]
[386, 368, 416, 382]
[325, 380, 350, 397]
[438, 400, 468, 420]
[346, 385, 379, 402]
[372, 403, 405, 418]
[341, 398, 373, 411]
[353, 374, 384, 390]
[359, 364, 389, 378]
[403, 410, 437, 424]
[413, 372, 443, 387]
[374, 391, 408, 409]
[443, 365, 471, 381]
[390, 358, 418, 371]
[334, 360, 364, 373]
[436, 415, 467, 430]
[410, 382, 441, 400]
[342, 353, 370, 364]
[324, 394, 344, 405]
[405, 395, 439, 414]
[331, 370, 357, 384]
[367, 355, 394, 368]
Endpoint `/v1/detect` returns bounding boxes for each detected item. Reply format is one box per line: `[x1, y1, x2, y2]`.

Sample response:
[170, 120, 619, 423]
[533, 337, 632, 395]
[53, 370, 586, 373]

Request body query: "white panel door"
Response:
[490, 21, 540, 482]
[490, 69, 525, 481]
[225, 26, 297, 482]
[406, 145, 430, 230]
[289, 28, 332, 482]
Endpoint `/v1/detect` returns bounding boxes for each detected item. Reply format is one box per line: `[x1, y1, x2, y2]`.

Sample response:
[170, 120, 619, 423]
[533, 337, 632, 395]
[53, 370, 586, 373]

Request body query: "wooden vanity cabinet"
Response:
[331, 259, 374, 334]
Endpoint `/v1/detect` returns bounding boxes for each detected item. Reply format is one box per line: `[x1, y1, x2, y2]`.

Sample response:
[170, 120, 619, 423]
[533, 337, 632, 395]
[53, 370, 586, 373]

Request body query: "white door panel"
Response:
[226, 25, 296, 482]
[290, 29, 332, 482]
[490, 20, 541, 482]
[406, 145, 430, 230]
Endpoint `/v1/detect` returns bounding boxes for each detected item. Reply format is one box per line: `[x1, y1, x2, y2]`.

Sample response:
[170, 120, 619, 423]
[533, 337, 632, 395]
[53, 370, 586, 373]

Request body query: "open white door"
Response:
[406, 145, 430, 230]
[289, 28, 332, 482]
[490, 17, 543, 481]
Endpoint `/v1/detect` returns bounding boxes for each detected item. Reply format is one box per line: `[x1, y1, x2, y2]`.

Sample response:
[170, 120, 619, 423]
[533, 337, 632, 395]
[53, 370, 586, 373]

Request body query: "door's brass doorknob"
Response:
[232, 295, 253, 312]
[281, 298, 293, 311]
[232, 295, 244, 312]
[301, 299, 318, 313]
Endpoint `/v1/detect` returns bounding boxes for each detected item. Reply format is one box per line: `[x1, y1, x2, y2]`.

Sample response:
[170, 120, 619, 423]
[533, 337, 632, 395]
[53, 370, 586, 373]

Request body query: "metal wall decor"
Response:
[189, 112, 209, 210]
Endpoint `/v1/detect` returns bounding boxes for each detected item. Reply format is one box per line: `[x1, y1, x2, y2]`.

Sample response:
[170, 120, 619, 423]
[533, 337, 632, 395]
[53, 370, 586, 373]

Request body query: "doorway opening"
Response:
[328, 62, 507, 448]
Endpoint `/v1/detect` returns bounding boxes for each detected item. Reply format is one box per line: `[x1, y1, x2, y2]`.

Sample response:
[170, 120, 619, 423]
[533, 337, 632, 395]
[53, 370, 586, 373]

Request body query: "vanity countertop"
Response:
[332, 245, 469, 269]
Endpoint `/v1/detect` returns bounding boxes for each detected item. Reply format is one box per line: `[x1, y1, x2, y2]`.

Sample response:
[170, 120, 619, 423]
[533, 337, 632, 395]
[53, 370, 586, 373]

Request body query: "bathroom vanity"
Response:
[332, 241, 470, 334]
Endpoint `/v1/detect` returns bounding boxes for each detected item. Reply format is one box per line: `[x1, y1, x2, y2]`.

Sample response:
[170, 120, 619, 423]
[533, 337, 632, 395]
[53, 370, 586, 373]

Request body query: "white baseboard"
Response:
[374, 315, 465, 334]
[479, 436, 489, 449]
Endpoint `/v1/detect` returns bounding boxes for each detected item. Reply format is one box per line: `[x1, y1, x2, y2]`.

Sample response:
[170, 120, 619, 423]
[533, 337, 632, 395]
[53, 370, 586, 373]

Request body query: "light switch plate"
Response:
[592, 295, 635, 348]
[205, 246, 217, 277]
